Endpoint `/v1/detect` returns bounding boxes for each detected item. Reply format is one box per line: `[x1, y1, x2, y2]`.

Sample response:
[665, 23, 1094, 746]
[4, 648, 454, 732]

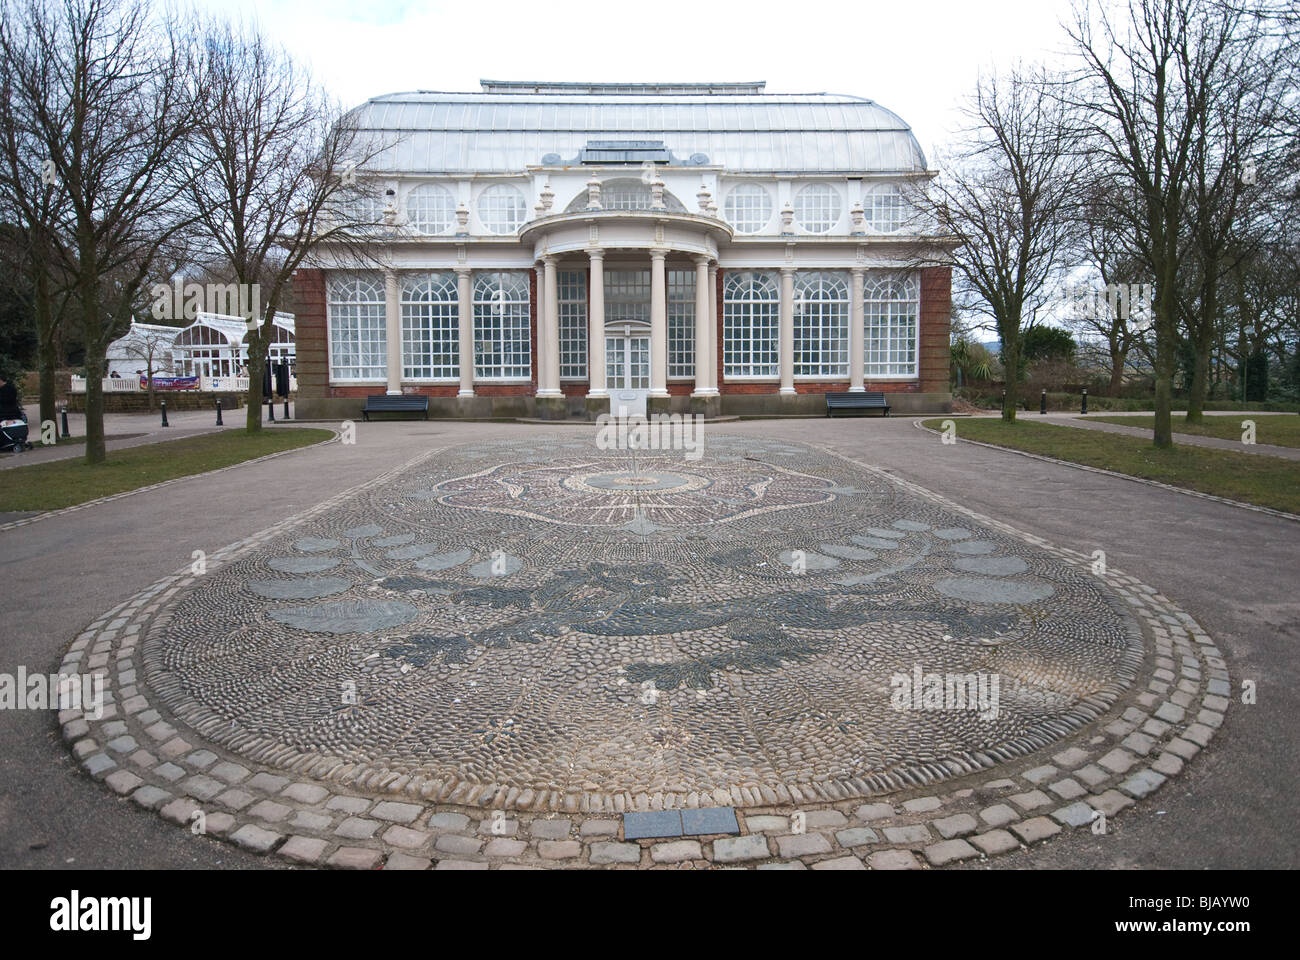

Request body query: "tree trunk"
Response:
[80, 239, 106, 465]
[1001, 332, 1020, 423]
[246, 351, 264, 432]
[1152, 303, 1176, 449]
[1185, 265, 1217, 425]
[1108, 342, 1126, 394]
[35, 288, 57, 429]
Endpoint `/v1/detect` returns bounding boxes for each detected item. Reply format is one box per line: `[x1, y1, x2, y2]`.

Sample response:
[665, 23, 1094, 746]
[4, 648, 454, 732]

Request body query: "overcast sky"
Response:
[194, 0, 1083, 161]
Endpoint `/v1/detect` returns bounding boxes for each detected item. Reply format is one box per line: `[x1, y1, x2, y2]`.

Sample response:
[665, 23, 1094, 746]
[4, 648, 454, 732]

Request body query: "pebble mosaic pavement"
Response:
[60, 435, 1231, 869]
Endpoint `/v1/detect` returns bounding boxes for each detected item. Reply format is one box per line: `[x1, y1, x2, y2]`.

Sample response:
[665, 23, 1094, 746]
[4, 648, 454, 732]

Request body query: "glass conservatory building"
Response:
[293, 81, 953, 420]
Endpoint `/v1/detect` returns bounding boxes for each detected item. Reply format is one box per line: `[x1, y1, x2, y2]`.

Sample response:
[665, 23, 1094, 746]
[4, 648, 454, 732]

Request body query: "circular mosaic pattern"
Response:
[143, 435, 1144, 808]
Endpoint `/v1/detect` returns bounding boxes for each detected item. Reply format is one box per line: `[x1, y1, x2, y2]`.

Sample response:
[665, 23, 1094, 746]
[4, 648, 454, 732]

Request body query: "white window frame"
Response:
[667, 268, 696, 379]
[405, 183, 456, 236]
[722, 271, 780, 379]
[326, 272, 387, 383]
[558, 270, 587, 380]
[793, 182, 843, 234]
[476, 184, 527, 235]
[723, 182, 774, 234]
[866, 182, 909, 234]
[400, 272, 459, 381]
[793, 271, 850, 378]
[863, 272, 920, 379]
[472, 271, 531, 380]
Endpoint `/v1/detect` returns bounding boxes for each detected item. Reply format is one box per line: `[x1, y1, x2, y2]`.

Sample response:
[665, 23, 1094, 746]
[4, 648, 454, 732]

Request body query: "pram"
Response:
[1, 411, 33, 452]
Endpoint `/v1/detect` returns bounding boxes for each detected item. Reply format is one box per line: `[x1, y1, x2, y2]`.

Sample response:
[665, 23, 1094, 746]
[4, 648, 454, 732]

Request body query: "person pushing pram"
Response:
[0, 371, 34, 453]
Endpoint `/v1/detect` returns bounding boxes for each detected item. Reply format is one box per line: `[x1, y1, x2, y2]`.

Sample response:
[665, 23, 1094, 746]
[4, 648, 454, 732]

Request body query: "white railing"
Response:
[69, 375, 297, 394]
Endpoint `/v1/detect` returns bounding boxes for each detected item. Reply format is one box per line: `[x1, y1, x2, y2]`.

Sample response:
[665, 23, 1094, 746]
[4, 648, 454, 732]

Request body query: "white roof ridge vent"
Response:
[479, 80, 767, 95]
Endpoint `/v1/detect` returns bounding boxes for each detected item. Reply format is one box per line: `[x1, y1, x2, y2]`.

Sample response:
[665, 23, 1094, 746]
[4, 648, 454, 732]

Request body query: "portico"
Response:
[520, 206, 728, 418]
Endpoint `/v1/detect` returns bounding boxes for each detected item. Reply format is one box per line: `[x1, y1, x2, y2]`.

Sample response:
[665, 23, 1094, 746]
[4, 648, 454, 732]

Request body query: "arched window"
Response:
[406, 184, 455, 235]
[473, 272, 530, 379]
[561, 178, 688, 213]
[328, 273, 386, 381]
[401, 273, 459, 380]
[793, 272, 850, 377]
[477, 184, 527, 234]
[723, 183, 773, 234]
[793, 183, 842, 234]
[722, 272, 780, 378]
[863, 273, 919, 378]
[343, 189, 384, 229]
[866, 183, 909, 234]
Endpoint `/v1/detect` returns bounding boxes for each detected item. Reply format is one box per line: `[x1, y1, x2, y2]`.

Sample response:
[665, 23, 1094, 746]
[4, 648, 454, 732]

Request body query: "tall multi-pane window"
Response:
[793, 272, 850, 377]
[793, 183, 842, 234]
[558, 270, 587, 380]
[722, 272, 780, 378]
[406, 184, 455, 235]
[603, 270, 651, 324]
[477, 184, 527, 234]
[667, 269, 696, 378]
[723, 183, 773, 233]
[472, 272, 530, 379]
[327, 273, 386, 380]
[401, 273, 458, 380]
[864, 273, 919, 378]
[866, 183, 908, 234]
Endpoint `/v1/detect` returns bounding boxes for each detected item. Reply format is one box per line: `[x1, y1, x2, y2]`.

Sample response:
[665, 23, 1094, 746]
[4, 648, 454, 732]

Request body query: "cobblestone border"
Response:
[56, 437, 1231, 869]
[915, 418, 1300, 524]
[0, 426, 340, 533]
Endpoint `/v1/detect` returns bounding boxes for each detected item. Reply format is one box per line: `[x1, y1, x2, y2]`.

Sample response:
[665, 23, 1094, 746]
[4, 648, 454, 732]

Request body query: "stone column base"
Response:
[689, 394, 722, 419]
[584, 395, 610, 420]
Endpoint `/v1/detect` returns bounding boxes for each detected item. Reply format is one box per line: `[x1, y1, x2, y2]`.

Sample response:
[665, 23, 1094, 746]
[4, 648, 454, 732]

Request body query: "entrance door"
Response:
[606, 334, 650, 417]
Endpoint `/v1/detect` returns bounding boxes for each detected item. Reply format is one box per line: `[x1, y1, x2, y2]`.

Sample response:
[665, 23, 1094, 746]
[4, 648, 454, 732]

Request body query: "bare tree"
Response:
[1178, 2, 1294, 422]
[185, 19, 383, 432]
[1065, 176, 1152, 392]
[3, 0, 201, 463]
[1066, 0, 1239, 447]
[0, 7, 75, 428]
[908, 66, 1082, 421]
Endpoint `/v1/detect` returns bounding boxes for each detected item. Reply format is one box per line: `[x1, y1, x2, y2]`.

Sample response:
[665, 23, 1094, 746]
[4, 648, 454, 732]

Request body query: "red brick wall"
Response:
[919, 266, 952, 393]
[292, 269, 327, 400]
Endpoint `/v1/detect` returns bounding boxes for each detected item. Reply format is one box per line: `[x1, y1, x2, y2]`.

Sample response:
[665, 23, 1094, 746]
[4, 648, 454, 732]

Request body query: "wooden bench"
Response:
[826, 391, 890, 417]
[362, 395, 429, 421]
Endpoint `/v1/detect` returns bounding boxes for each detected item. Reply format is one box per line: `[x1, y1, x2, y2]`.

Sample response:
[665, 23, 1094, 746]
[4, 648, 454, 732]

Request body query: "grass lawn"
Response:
[0, 427, 333, 512]
[1086, 414, 1300, 449]
[924, 417, 1300, 515]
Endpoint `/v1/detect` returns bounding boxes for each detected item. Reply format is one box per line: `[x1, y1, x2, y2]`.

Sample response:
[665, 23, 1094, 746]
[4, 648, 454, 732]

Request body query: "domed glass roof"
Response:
[347, 82, 928, 175]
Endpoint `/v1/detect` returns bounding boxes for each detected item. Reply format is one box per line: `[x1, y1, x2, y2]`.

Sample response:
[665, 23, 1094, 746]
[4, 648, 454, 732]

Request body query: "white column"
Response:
[779, 266, 795, 395]
[691, 255, 716, 396]
[649, 248, 669, 397]
[538, 256, 562, 397]
[456, 267, 474, 396]
[849, 267, 865, 392]
[708, 264, 718, 391]
[384, 269, 401, 395]
[587, 249, 606, 397]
